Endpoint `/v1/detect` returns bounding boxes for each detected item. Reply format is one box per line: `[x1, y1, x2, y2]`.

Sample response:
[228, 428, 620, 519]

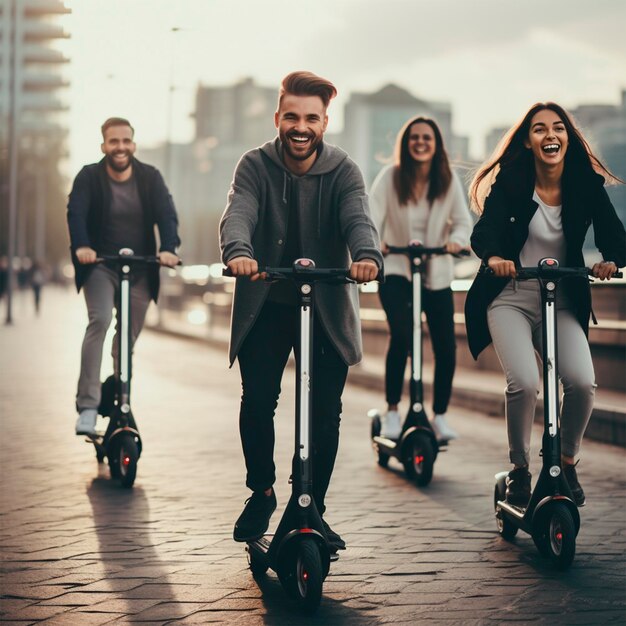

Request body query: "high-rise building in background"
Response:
[0, 0, 71, 275]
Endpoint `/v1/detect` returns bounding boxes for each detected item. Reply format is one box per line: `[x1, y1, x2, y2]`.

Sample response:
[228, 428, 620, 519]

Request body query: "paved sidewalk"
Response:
[1, 287, 625, 625]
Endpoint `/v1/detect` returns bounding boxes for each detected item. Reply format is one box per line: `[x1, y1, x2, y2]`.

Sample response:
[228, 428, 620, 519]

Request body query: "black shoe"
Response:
[563, 462, 586, 507]
[322, 519, 346, 552]
[233, 489, 277, 542]
[505, 467, 532, 507]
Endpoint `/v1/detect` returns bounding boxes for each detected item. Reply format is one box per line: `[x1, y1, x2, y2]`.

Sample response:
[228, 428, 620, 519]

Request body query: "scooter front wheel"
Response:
[118, 433, 139, 488]
[403, 432, 434, 486]
[533, 503, 576, 569]
[281, 539, 323, 613]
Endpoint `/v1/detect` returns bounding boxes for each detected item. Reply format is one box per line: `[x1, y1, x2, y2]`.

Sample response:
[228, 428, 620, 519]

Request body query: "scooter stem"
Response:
[539, 275, 561, 468]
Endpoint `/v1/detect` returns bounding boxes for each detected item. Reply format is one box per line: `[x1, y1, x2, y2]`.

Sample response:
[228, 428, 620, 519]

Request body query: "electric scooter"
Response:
[85, 248, 164, 488]
[492, 258, 622, 569]
[370, 241, 469, 486]
[224, 258, 381, 613]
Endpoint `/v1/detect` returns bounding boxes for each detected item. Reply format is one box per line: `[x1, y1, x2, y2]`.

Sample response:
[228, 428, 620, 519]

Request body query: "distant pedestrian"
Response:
[67, 117, 181, 437]
[0, 256, 8, 300]
[465, 102, 626, 508]
[30, 261, 45, 315]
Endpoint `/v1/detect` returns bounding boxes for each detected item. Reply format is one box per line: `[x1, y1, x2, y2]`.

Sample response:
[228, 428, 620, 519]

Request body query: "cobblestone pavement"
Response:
[1, 287, 625, 625]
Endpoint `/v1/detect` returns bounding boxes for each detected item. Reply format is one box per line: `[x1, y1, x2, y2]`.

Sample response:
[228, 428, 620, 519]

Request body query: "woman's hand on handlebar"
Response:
[380, 242, 390, 257]
[487, 256, 517, 278]
[76, 246, 97, 264]
[350, 259, 379, 283]
[227, 256, 266, 281]
[591, 260, 618, 281]
[444, 242, 465, 255]
[158, 251, 180, 268]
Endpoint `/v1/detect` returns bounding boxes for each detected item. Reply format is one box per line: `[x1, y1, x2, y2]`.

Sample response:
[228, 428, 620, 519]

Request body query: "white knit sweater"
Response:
[369, 164, 472, 290]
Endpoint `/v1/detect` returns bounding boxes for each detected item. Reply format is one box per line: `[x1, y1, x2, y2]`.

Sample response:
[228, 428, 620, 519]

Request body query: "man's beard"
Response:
[106, 152, 132, 172]
[280, 130, 322, 162]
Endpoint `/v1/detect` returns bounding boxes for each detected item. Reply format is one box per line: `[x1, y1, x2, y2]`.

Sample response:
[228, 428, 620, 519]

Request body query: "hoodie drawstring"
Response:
[317, 175, 323, 238]
[282, 172, 288, 204]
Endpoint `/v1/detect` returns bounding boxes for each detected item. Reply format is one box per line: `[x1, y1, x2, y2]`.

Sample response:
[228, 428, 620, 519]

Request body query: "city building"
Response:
[0, 0, 71, 275]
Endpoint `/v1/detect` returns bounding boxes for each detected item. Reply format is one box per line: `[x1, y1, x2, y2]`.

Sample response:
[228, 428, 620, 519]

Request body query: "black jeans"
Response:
[237, 300, 348, 515]
[379, 275, 456, 414]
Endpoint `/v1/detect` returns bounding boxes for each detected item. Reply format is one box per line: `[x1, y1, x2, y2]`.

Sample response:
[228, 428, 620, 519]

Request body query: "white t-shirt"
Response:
[519, 190, 567, 267]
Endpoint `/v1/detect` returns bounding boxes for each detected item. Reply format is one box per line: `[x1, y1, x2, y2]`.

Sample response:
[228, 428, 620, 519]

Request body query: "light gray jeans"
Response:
[487, 280, 596, 466]
[76, 264, 151, 411]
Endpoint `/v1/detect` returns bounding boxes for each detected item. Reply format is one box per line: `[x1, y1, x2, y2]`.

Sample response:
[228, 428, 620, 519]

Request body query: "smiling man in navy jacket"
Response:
[67, 117, 180, 437]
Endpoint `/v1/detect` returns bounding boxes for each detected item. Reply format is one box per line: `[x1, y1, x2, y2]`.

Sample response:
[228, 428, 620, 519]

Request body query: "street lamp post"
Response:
[164, 26, 181, 184]
[6, 0, 22, 325]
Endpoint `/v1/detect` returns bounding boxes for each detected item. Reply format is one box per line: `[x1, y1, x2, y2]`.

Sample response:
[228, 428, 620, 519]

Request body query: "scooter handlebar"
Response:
[222, 262, 384, 283]
[483, 263, 622, 280]
[386, 244, 471, 259]
[96, 253, 182, 267]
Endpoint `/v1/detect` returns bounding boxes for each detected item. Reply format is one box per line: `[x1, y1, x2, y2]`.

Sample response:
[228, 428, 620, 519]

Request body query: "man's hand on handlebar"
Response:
[591, 261, 618, 281]
[487, 256, 517, 278]
[158, 251, 180, 268]
[227, 256, 266, 281]
[76, 246, 97, 264]
[350, 259, 379, 283]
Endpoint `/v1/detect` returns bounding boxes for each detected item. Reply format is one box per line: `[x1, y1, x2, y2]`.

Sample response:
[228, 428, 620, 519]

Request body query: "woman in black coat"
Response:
[465, 102, 625, 507]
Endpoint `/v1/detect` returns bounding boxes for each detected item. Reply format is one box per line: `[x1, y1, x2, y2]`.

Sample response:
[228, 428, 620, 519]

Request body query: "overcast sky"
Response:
[62, 0, 626, 174]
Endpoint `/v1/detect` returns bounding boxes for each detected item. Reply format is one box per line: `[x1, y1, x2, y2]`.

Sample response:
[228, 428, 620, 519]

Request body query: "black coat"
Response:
[465, 166, 626, 360]
[67, 158, 180, 301]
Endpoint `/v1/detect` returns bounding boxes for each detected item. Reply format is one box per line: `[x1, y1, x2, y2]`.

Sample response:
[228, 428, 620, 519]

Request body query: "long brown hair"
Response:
[393, 116, 452, 206]
[469, 102, 620, 214]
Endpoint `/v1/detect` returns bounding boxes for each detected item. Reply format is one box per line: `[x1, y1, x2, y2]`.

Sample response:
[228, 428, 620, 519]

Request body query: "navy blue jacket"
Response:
[465, 166, 626, 360]
[67, 157, 180, 301]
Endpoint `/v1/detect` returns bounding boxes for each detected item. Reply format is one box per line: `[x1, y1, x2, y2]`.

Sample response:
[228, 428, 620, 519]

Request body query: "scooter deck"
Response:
[250, 534, 340, 562]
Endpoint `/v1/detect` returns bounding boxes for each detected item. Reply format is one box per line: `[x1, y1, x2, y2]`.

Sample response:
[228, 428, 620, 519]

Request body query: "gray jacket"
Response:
[219, 138, 383, 366]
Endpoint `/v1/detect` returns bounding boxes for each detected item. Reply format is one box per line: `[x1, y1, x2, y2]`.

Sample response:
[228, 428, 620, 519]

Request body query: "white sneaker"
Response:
[430, 414, 458, 441]
[381, 410, 403, 439]
[75, 409, 98, 436]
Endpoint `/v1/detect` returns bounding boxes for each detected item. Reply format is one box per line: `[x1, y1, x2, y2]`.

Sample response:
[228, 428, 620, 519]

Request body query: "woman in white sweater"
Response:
[370, 116, 472, 440]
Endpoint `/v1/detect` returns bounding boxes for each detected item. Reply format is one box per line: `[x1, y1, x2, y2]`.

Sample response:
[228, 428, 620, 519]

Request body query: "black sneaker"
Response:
[505, 467, 532, 507]
[563, 462, 586, 507]
[233, 489, 277, 542]
[322, 519, 346, 552]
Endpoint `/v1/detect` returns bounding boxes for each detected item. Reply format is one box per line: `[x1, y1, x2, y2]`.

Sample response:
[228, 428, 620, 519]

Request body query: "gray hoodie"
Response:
[220, 138, 383, 366]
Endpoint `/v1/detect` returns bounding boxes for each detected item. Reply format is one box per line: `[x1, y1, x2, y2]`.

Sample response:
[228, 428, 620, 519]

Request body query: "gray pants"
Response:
[76, 264, 151, 411]
[487, 280, 595, 466]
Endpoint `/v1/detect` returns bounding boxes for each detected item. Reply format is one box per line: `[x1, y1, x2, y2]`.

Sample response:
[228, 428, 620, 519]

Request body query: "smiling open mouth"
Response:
[542, 144, 560, 154]
[288, 134, 312, 145]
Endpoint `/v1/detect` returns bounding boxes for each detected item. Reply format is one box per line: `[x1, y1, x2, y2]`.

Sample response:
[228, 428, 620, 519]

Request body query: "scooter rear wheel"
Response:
[118, 433, 139, 488]
[532, 503, 576, 569]
[281, 539, 323, 613]
[403, 432, 434, 486]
